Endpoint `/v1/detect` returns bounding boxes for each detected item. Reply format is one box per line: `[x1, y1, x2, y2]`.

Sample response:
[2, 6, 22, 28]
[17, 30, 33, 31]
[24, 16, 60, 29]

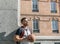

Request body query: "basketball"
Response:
[27, 35, 34, 42]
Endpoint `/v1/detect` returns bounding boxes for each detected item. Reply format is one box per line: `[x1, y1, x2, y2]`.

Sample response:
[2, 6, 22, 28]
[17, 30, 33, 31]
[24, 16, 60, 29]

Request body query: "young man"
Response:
[14, 17, 35, 44]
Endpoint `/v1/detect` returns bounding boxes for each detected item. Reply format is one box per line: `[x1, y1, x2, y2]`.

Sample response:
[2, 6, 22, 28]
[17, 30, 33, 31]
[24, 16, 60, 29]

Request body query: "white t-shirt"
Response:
[20, 27, 31, 44]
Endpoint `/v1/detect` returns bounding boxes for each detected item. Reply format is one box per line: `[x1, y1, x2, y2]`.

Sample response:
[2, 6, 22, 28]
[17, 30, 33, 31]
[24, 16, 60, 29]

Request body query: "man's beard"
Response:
[24, 24, 28, 26]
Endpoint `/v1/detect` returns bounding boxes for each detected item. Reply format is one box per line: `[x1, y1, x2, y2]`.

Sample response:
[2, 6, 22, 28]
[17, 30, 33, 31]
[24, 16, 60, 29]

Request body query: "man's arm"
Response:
[14, 28, 24, 42]
[14, 35, 24, 42]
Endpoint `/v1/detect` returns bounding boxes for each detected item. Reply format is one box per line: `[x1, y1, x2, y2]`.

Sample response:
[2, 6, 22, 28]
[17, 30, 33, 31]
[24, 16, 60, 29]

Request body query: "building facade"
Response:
[21, 0, 60, 44]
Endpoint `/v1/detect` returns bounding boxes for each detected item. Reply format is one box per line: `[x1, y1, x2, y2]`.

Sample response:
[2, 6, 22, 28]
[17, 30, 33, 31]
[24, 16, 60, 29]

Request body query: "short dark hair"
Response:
[21, 17, 26, 23]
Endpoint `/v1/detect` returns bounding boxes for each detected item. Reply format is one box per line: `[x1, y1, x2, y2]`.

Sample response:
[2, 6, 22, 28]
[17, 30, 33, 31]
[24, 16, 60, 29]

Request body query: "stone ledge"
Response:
[36, 36, 60, 40]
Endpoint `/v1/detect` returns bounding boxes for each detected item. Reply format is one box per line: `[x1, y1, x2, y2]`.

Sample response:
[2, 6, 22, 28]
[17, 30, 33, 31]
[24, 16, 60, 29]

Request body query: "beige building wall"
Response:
[21, 0, 60, 36]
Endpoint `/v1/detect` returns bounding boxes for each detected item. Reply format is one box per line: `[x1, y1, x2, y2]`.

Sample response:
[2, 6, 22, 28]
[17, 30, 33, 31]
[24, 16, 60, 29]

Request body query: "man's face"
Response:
[22, 19, 28, 26]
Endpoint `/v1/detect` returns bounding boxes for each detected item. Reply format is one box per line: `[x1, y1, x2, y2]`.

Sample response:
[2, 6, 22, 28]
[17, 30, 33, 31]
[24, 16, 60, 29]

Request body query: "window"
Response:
[51, 0, 57, 13]
[33, 19, 39, 32]
[55, 42, 60, 44]
[34, 42, 40, 44]
[52, 19, 59, 33]
[32, 0, 39, 12]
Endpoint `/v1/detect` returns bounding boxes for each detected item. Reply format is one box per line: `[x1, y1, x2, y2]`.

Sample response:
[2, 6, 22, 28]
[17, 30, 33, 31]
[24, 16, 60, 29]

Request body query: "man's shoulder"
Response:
[15, 27, 23, 35]
[17, 26, 23, 30]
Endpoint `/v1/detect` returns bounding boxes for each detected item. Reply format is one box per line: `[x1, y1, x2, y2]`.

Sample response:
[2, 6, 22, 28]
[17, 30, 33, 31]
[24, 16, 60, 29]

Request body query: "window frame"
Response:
[32, 0, 39, 12]
[50, 0, 57, 13]
[32, 19, 40, 33]
[51, 19, 59, 33]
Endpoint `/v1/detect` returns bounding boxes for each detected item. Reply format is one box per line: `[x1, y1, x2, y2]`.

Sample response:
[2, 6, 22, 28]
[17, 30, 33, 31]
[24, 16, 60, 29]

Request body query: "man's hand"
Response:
[27, 34, 35, 42]
[14, 35, 24, 42]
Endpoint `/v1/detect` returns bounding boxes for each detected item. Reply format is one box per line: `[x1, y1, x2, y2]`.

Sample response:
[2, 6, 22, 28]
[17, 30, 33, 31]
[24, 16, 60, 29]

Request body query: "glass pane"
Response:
[32, 0, 38, 11]
[52, 20, 58, 30]
[51, 1, 57, 13]
[33, 19, 39, 30]
[33, 5, 38, 10]
[51, 2, 56, 11]
[33, 19, 39, 32]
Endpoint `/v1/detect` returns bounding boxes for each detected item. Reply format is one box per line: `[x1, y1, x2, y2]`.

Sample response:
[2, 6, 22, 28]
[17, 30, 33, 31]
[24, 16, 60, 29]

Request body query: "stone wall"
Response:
[0, 0, 18, 44]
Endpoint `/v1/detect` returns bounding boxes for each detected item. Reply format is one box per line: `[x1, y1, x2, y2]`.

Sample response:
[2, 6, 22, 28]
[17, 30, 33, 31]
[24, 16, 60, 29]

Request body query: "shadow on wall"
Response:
[0, 30, 17, 44]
